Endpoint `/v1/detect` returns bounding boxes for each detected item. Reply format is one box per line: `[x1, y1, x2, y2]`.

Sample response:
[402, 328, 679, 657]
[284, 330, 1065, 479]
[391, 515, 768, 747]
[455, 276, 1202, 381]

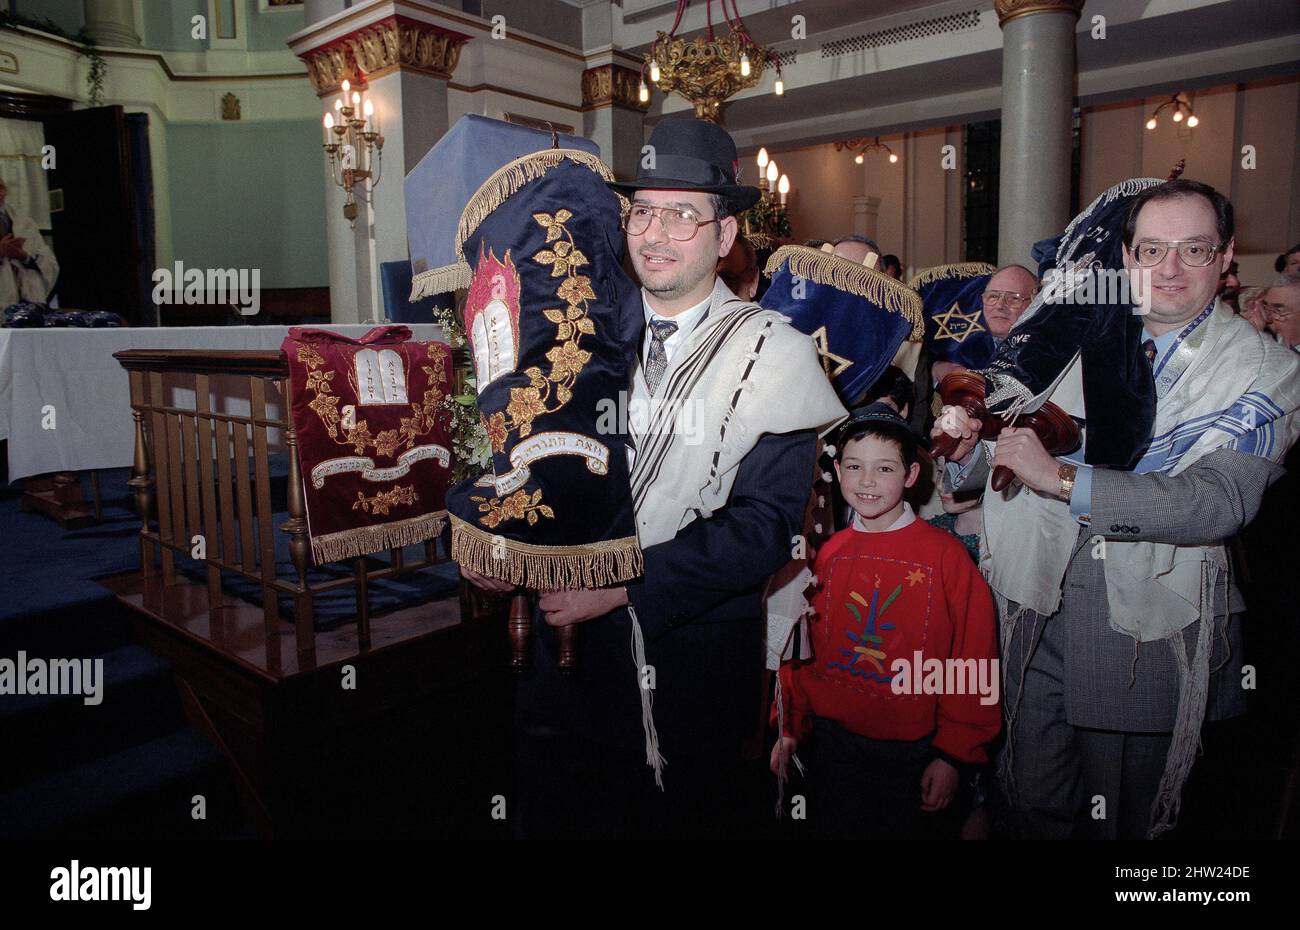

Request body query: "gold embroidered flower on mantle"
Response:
[483, 411, 508, 454]
[352, 484, 419, 516]
[298, 341, 450, 459]
[472, 488, 555, 528]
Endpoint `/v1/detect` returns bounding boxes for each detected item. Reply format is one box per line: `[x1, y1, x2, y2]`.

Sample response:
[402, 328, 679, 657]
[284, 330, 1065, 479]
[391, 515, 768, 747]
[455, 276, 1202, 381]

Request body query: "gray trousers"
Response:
[998, 610, 1172, 840]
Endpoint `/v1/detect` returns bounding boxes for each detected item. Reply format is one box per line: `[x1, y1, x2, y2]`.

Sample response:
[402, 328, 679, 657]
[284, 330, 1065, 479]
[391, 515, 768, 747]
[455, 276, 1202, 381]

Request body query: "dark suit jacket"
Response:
[956, 447, 1283, 731]
[516, 427, 817, 759]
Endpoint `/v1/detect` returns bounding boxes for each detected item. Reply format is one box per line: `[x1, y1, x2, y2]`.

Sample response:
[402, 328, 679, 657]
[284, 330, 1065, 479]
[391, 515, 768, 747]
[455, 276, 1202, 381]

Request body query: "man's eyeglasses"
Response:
[622, 203, 719, 241]
[1131, 239, 1222, 268]
[982, 290, 1031, 306]
[1262, 302, 1297, 320]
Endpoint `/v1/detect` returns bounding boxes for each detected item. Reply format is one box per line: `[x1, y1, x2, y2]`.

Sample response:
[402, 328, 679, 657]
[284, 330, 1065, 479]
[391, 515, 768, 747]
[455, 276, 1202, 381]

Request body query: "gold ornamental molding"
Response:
[994, 0, 1086, 27]
[297, 14, 472, 95]
[581, 64, 648, 112]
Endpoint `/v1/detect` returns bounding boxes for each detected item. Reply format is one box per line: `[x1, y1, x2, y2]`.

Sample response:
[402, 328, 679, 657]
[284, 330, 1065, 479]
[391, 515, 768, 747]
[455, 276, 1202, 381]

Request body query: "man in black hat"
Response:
[470, 117, 844, 838]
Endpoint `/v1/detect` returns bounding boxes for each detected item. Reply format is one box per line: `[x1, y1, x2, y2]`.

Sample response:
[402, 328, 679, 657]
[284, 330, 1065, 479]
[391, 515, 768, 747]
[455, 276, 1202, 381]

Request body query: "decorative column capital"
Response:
[994, 0, 1085, 28]
[297, 14, 472, 95]
[581, 64, 649, 112]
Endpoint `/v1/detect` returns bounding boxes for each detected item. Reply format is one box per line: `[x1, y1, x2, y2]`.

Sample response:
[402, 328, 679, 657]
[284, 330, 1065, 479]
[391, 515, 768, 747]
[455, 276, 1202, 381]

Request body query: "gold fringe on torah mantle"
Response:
[906, 262, 997, 291]
[455, 149, 616, 260]
[310, 511, 448, 565]
[764, 245, 925, 342]
[409, 261, 472, 301]
[451, 515, 644, 590]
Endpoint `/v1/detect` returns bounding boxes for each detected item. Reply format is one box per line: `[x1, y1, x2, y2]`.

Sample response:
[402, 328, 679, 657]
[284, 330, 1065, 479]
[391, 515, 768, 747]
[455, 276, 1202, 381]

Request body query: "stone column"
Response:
[81, 0, 141, 48]
[995, 0, 1084, 266]
[581, 61, 650, 182]
[296, 16, 470, 323]
[852, 195, 882, 243]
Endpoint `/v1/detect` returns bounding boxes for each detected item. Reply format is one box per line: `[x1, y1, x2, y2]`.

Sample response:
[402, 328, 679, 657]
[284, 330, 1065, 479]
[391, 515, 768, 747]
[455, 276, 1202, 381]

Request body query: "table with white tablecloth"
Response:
[0, 325, 444, 482]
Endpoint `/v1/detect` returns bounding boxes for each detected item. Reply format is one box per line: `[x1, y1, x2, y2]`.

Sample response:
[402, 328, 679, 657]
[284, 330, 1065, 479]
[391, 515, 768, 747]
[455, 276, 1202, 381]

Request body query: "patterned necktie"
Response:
[1142, 338, 1157, 369]
[644, 318, 679, 395]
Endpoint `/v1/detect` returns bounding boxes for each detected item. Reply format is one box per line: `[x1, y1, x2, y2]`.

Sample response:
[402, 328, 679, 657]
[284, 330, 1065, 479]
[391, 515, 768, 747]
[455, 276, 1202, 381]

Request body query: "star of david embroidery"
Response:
[932, 301, 986, 343]
[810, 325, 853, 379]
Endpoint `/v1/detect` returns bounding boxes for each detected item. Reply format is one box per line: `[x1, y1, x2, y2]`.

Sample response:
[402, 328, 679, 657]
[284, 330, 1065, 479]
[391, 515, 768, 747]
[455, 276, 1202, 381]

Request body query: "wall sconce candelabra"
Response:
[740, 146, 792, 246]
[322, 77, 384, 225]
[1145, 93, 1199, 131]
[836, 137, 899, 165]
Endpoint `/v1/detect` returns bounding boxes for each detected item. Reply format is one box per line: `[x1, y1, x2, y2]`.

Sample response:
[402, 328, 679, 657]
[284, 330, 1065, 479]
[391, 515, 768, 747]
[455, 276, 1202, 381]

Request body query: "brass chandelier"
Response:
[640, 0, 784, 122]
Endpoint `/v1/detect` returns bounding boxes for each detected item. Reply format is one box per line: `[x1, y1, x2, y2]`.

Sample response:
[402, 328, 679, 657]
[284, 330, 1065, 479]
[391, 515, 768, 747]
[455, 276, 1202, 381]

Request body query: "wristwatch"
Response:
[1057, 463, 1077, 503]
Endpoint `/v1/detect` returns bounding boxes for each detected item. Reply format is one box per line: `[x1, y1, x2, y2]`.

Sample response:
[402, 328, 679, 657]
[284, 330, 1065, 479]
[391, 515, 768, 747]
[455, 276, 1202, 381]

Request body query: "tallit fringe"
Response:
[764, 245, 925, 342]
[449, 515, 643, 590]
[628, 603, 666, 790]
[906, 262, 997, 291]
[455, 149, 616, 260]
[310, 511, 447, 565]
[409, 262, 471, 300]
[1148, 559, 1217, 838]
[774, 673, 786, 818]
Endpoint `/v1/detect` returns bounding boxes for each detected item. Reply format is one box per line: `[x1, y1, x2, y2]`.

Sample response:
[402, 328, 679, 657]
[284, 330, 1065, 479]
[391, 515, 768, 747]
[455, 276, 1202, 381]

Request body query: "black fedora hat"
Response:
[608, 118, 761, 214]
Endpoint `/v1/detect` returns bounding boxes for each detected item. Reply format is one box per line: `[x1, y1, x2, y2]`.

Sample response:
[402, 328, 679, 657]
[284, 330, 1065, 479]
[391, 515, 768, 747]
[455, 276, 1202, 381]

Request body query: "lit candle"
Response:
[756, 147, 768, 172]
[778, 174, 789, 205]
[342, 79, 350, 96]
[363, 98, 374, 129]
[650, 60, 660, 83]
[774, 77, 784, 96]
[352, 91, 361, 107]
[740, 53, 751, 77]
[323, 111, 334, 143]
[639, 81, 649, 103]
[766, 160, 778, 185]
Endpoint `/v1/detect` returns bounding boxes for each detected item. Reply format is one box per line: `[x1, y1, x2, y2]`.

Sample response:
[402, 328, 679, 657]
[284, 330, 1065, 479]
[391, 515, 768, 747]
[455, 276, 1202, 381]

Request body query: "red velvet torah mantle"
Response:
[281, 326, 454, 564]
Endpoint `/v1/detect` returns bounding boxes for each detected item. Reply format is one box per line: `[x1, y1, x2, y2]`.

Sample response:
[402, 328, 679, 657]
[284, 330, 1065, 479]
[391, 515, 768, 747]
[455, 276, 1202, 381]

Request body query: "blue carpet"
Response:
[0, 458, 461, 631]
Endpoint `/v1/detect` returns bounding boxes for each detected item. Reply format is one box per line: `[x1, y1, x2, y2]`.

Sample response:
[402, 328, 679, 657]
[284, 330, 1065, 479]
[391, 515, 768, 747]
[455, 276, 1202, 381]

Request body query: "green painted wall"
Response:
[247, 0, 304, 51]
[166, 120, 327, 288]
[141, 0, 207, 51]
[140, 0, 303, 51]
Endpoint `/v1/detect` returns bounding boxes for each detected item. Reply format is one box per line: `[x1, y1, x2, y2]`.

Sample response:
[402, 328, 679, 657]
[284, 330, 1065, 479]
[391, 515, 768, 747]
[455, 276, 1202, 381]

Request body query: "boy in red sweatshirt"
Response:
[771, 411, 1000, 839]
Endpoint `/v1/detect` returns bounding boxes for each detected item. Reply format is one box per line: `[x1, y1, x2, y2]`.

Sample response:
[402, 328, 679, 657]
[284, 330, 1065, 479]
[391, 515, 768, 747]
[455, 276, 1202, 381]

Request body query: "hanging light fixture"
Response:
[837, 137, 899, 165]
[1145, 93, 1199, 131]
[642, 0, 786, 121]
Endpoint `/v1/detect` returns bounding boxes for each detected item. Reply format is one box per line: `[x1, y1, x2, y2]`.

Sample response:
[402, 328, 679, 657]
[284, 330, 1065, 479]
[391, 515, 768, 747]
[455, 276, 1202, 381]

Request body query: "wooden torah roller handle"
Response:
[934, 372, 1081, 492]
[508, 593, 531, 674]
[507, 592, 578, 674]
[555, 625, 577, 676]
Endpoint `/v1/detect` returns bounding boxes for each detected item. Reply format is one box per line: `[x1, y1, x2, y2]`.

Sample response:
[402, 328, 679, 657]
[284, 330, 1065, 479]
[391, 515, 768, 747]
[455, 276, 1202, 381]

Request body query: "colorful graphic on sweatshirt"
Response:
[828, 574, 901, 682]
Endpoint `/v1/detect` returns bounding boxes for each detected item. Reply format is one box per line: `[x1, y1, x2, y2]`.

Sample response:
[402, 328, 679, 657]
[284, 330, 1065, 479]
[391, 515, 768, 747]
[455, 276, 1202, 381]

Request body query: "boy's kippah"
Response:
[834, 404, 911, 447]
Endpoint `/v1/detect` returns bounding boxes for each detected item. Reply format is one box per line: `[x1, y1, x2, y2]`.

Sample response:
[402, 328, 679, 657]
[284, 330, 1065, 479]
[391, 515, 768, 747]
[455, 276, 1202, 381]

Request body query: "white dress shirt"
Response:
[641, 286, 712, 365]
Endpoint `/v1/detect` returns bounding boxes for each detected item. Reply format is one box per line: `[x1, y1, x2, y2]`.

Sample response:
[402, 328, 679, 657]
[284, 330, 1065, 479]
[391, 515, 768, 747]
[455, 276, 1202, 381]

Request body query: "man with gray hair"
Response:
[1262, 273, 1300, 350]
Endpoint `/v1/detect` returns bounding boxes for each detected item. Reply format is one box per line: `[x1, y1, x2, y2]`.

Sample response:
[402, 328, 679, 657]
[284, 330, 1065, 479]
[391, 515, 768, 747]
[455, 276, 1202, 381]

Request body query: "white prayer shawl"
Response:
[981, 302, 1300, 835]
[625, 276, 846, 786]
[0, 214, 58, 307]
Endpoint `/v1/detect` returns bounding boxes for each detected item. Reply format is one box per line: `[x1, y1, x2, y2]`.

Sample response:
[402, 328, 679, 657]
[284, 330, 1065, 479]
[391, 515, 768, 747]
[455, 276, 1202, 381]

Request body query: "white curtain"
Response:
[0, 116, 51, 230]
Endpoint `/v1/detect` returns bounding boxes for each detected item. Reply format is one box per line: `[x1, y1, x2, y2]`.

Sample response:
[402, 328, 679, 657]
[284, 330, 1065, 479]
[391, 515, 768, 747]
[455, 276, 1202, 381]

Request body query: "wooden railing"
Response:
[113, 348, 457, 665]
